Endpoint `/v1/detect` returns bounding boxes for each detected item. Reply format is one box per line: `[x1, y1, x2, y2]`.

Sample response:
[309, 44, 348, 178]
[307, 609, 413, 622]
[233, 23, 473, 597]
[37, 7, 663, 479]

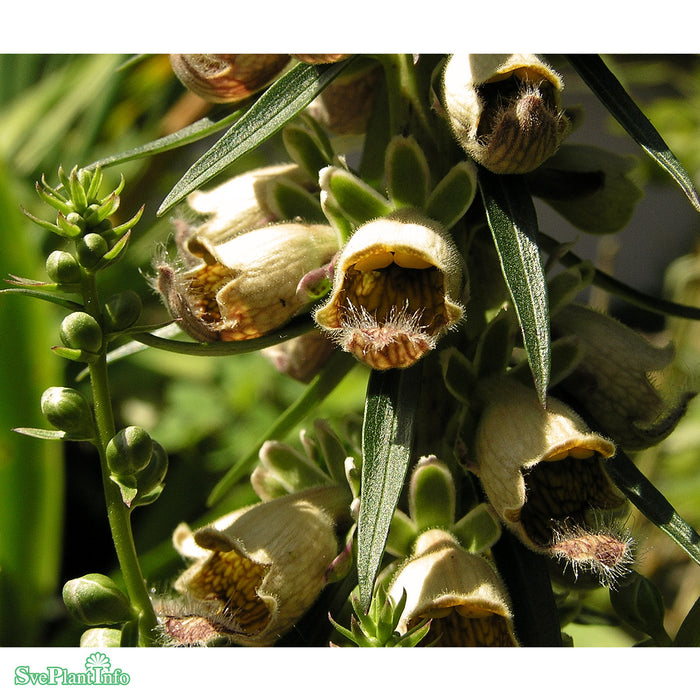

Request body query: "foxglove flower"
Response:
[160, 486, 350, 646]
[387, 529, 518, 646]
[314, 210, 465, 369]
[185, 164, 313, 243]
[443, 53, 569, 174]
[156, 221, 340, 342]
[170, 54, 290, 104]
[473, 377, 633, 585]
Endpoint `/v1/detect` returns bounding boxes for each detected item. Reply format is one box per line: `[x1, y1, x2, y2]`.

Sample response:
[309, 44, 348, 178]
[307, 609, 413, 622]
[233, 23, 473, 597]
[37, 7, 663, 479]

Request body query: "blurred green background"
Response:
[0, 54, 698, 646]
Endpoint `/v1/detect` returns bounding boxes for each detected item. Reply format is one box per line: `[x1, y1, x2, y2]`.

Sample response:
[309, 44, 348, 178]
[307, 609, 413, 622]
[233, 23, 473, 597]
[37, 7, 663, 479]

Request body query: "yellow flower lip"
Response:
[351, 249, 434, 272]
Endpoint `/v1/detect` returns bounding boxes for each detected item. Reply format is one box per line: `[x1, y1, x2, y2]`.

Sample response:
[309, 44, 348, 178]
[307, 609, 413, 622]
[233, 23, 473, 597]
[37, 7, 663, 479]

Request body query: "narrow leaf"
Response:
[566, 54, 700, 212]
[479, 169, 550, 404]
[12, 427, 68, 440]
[605, 450, 700, 568]
[358, 365, 421, 610]
[86, 110, 243, 170]
[158, 60, 352, 216]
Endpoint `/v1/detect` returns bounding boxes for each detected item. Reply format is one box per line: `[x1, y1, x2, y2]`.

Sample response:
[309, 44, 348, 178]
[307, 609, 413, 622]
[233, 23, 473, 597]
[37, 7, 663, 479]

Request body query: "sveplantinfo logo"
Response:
[14, 651, 130, 686]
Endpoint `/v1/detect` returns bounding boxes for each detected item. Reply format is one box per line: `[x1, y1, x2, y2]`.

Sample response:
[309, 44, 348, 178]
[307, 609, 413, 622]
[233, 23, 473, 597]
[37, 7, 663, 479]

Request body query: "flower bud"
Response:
[75, 232, 110, 270]
[63, 573, 133, 626]
[80, 627, 123, 647]
[261, 331, 336, 383]
[40, 386, 94, 438]
[59, 311, 103, 353]
[102, 290, 143, 332]
[46, 250, 82, 284]
[106, 426, 153, 478]
[170, 54, 290, 104]
[314, 210, 465, 369]
[156, 222, 340, 342]
[387, 529, 518, 646]
[307, 58, 382, 135]
[442, 54, 569, 174]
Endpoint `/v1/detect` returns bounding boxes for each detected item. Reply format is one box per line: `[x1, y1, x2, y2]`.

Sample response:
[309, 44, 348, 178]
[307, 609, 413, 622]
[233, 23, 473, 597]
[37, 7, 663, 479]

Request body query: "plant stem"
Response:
[83, 272, 158, 645]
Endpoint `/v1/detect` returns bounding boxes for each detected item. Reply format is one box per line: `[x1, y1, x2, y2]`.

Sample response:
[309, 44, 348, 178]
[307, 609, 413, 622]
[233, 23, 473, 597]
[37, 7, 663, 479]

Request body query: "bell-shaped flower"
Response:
[314, 210, 465, 369]
[387, 529, 518, 646]
[184, 164, 313, 243]
[161, 485, 351, 646]
[552, 303, 695, 451]
[442, 53, 569, 174]
[473, 377, 633, 585]
[156, 221, 340, 342]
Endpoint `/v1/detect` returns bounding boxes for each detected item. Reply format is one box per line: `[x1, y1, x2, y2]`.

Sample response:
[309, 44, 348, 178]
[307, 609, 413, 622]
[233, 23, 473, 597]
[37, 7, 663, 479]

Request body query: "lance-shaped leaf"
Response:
[605, 450, 700, 568]
[358, 366, 421, 610]
[566, 54, 700, 213]
[479, 169, 550, 404]
[158, 60, 353, 216]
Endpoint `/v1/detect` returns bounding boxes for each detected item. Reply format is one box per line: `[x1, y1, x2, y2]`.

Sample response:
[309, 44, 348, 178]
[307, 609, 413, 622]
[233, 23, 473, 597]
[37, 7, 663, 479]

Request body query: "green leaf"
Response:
[86, 110, 244, 170]
[605, 450, 700, 568]
[320, 166, 393, 226]
[157, 60, 353, 216]
[358, 365, 421, 610]
[425, 160, 477, 229]
[479, 169, 550, 404]
[385, 135, 430, 210]
[566, 54, 700, 213]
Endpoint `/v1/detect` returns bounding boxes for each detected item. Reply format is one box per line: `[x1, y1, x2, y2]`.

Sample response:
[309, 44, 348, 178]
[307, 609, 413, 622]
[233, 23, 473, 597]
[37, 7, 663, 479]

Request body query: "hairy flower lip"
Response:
[443, 54, 569, 174]
[314, 211, 465, 369]
[473, 377, 623, 552]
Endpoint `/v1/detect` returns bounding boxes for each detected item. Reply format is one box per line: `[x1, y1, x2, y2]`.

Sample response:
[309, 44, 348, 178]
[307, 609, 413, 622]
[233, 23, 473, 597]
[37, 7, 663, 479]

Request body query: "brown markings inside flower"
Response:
[475, 72, 567, 174]
[334, 254, 449, 369]
[518, 450, 626, 548]
[188, 549, 272, 635]
[415, 610, 517, 647]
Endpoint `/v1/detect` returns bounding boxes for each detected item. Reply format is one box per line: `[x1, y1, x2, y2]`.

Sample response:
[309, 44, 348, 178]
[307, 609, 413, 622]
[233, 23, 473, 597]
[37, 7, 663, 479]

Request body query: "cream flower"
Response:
[388, 529, 518, 646]
[156, 221, 340, 342]
[162, 486, 350, 646]
[442, 53, 569, 174]
[314, 210, 465, 369]
[185, 164, 312, 243]
[473, 377, 632, 584]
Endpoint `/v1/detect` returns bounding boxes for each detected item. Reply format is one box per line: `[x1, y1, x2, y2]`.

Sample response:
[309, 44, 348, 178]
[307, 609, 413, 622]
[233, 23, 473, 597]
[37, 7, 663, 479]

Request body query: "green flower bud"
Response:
[62, 574, 133, 626]
[60, 312, 103, 353]
[75, 232, 109, 270]
[103, 290, 143, 332]
[133, 440, 169, 497]
[106, 426, 153, 478]
[40, 386, 94, 438]
[46, 250, 82, 284]
[80, 627, 123, 647]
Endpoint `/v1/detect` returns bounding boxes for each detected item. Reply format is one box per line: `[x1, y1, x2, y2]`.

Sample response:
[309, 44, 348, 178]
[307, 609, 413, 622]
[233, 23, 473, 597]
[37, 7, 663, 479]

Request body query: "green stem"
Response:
[376, 54, 433, 149]
[82, 272, 158, 645]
